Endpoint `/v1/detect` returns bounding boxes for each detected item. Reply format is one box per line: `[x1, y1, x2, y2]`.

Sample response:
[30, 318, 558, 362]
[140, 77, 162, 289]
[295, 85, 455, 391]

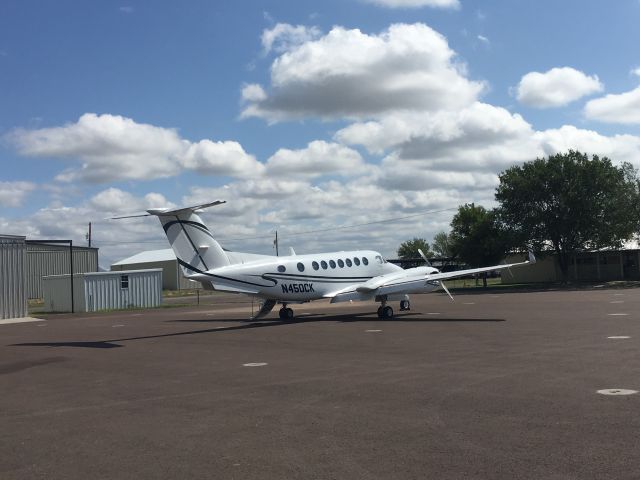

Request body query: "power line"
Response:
[91, 206, 457, 245]
[221, 207, 457, 242]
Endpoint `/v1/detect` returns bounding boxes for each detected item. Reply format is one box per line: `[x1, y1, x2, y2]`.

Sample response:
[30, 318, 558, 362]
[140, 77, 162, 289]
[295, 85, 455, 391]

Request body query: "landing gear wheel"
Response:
[377, 306, 384, 318]
[279, 307, 294, 320]
[382, 306, 394, 319]
[399, 300, 410, 311]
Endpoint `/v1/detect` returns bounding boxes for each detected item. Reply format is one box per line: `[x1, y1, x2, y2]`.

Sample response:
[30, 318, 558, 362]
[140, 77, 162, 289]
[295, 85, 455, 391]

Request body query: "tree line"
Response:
[397, 151, 640, 284]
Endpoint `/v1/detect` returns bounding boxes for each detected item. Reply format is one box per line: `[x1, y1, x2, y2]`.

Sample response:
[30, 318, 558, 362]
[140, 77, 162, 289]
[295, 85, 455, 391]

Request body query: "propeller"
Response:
[417, 248, 432, 267]
[418, 249, 454, 301]
[439, 280, 454, 301]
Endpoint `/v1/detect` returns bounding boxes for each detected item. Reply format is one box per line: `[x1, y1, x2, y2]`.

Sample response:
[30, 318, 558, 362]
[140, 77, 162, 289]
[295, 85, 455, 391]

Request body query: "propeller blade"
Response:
[440, 280, 454, 301]
[417, 248, 432, 267]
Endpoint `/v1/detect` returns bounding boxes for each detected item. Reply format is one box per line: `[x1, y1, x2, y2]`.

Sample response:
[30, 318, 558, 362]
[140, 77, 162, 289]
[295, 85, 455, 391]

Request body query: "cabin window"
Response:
[354, 257, 361, 266]
[338, 259, 345, 268]
[362, 257, 369, 265]
[297, 262, 305, 272]
[321, 260, 328, 269]
[346, 258, 352, 267]
[329, 260, 336, 269]
[120, 275, 129, 289]
[312, 261, 319, 270]
[277, 265, 286, 273]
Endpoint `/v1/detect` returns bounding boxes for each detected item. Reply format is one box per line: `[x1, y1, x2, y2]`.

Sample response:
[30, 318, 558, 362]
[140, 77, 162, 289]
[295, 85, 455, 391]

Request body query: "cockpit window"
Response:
[375, 255, 383, 264]
[277, 265, 286, 272]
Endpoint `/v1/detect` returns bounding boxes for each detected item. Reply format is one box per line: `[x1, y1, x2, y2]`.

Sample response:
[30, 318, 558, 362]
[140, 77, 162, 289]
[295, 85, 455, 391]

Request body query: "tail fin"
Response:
[146, 201, 230, 274]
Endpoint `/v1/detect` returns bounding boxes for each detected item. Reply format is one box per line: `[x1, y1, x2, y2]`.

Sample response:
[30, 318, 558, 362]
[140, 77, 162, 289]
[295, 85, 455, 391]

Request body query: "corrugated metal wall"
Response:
[42, 275, 85, 313]
[112, 260, 178, 290]
[26, 244, 98, 299]
[84, 270, 162, 312]
[112, 259, 201, 291]
[43, 269, 162, 312]
[0, 235, 27, 319]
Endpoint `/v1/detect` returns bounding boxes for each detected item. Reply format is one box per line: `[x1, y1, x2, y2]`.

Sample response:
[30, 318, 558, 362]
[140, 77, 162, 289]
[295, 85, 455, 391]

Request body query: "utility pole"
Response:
[86, 222, 92, 247]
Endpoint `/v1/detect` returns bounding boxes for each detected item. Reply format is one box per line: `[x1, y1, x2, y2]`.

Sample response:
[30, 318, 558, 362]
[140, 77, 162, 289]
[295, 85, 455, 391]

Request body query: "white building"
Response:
[43, 269, 163, 313]
[111, 249, 200, 291]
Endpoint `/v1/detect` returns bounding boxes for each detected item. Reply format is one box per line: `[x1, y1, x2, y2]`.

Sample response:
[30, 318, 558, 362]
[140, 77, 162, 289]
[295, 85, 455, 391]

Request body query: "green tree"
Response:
[495, 150, 640, 282]
[432, 231, 452, 257]
[449, 203, 510, 287]
[397, 238, 432, 259]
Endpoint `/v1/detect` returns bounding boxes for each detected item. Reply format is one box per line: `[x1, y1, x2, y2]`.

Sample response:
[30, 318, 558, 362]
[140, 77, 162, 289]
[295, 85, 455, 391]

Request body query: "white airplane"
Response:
[117, 201, 535, 320]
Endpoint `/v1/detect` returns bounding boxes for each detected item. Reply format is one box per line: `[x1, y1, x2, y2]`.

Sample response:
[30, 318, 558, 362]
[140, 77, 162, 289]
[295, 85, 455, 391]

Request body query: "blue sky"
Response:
[2, 0, 640, 266]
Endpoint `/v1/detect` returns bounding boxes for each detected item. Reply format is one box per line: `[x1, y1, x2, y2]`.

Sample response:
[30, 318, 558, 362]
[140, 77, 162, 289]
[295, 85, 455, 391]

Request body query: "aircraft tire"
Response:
[382, 306, 393, 319]
[377, 306, 384, 318]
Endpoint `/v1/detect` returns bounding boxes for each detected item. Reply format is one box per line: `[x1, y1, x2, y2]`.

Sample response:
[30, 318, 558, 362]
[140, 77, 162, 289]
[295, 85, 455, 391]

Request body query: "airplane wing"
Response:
[327, 251, 535, 302]
[421, 250, 536, 283]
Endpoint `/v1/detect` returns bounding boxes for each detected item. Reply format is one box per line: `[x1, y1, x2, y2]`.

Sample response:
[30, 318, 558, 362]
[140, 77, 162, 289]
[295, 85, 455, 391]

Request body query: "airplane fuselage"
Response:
[186, 249, 440, 302]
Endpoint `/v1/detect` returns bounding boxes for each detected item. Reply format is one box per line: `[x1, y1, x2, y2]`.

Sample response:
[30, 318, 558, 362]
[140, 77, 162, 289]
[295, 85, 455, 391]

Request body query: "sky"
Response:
[1, 0, 640, 268]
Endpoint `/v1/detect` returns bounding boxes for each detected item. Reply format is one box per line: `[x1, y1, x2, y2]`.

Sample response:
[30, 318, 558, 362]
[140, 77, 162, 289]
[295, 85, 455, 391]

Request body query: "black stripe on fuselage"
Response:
[259, 273, 372, 283]
[177, 258, 277, 288]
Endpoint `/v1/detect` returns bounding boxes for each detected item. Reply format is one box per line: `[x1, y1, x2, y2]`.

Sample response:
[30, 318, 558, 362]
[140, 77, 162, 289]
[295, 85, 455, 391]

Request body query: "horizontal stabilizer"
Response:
[111, 200, 226, 219]
[147, 200, 226, 216]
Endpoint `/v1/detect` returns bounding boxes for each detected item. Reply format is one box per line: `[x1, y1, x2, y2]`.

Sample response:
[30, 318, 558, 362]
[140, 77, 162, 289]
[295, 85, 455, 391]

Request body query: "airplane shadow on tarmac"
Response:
[10, 312, 504, 350]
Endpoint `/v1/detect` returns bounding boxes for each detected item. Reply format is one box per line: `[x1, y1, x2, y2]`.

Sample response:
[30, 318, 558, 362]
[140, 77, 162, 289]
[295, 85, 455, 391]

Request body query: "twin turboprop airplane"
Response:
[118, 201, 535, 320]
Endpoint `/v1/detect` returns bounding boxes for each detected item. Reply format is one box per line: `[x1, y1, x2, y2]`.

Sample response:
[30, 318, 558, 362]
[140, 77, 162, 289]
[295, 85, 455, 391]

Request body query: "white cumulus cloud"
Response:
[242, 23, 485, 121]
[7, 113, 263, 183]
[0, 181, 36, 207]
[337, 102, 537, 171]
[362, 0, 460, 8]
[584, 86, 640, 125]
[261, 23, 322, 53]
[89, 188, 176, 214]
[515, 67, 603, 108]
[265, 141, 365, 178]
[182, 140, 264, 177]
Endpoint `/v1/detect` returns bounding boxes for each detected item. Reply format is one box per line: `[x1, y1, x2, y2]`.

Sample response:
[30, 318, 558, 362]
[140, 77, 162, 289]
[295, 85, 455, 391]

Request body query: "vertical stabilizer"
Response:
[147, 201, 230, 274]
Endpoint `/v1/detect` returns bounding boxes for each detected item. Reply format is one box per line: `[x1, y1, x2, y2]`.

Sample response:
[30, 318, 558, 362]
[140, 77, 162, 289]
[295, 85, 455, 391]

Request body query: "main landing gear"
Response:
[279, 304, 294, 320]
[377, 304, 394, 319]
[376, 297, 411, 319]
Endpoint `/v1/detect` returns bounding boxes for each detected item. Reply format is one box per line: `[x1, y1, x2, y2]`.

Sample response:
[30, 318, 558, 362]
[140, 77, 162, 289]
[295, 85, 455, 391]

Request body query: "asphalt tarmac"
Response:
[2, 288, 640, 479]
